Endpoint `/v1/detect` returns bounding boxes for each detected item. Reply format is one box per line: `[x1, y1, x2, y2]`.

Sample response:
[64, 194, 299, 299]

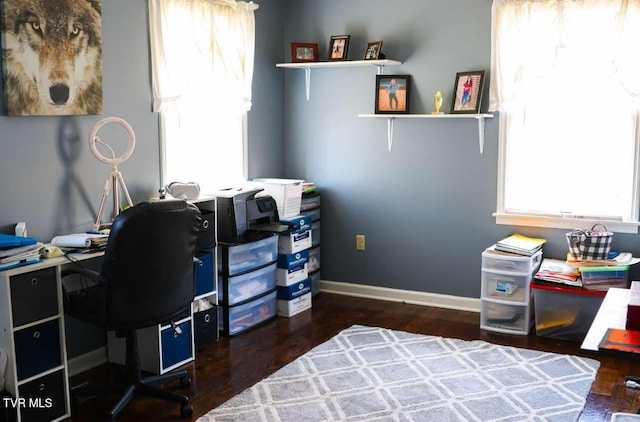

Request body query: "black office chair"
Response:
[62, 200, 201, 421]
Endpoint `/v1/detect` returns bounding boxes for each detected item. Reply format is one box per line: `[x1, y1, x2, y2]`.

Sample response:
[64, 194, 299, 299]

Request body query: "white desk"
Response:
[581, 287, 630, 351]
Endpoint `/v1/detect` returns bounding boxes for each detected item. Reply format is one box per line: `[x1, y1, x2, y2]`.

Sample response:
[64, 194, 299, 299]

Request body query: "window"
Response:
[148, 0, 258, 194]
[490, 0, 640, 233]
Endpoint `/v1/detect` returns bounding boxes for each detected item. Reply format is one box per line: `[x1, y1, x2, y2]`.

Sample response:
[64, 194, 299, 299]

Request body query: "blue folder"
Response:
[0, 233, 38, 249]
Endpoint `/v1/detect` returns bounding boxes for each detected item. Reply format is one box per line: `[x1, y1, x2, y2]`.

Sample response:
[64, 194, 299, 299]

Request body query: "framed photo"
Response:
[375, 75, 410, 114]
[450, 71, 485, 114]
[291, 42, 318, 63]
[364, 41, 383, 60]
[328, 35, 350, 61]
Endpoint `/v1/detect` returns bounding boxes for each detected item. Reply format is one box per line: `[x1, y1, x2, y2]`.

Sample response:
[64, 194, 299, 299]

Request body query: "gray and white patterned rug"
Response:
[197, 325, 599, 421]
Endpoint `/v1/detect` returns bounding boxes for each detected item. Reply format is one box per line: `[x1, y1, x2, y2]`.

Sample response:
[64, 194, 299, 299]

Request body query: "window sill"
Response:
[493, 212, 640, 234]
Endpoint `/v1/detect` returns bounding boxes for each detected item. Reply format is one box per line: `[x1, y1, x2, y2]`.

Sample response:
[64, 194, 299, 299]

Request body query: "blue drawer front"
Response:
[14, 319, 62, 380]
[194, 253, 214, 296]
[161, 320, 192, 370]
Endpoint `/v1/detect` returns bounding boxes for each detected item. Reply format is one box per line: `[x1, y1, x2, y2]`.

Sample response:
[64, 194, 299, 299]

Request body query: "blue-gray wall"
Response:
[0, 0, 286, 357]
[2, 0, 640, 357]
[282, 0, 640, 297]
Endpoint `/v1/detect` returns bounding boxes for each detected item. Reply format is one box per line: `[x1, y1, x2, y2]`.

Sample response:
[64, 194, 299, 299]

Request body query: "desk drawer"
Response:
[10, 268, 58, 327]
[14, 319, 62, 381]
[18, 369, 67, 422]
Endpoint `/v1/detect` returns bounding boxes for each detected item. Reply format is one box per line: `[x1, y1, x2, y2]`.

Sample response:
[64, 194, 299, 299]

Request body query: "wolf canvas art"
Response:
[1, 0, 103, 116]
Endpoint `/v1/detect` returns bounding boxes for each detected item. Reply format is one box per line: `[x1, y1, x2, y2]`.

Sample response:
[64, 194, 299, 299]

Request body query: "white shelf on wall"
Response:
[358, 113, 494, 153]
[276, 59, 402, 101]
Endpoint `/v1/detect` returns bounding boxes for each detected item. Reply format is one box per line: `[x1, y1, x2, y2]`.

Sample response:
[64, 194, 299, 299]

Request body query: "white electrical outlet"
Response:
[356, 234, 365, 251]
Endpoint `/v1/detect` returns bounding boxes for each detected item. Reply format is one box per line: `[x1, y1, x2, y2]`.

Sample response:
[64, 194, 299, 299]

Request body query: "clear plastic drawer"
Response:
[219, 263, 276, 306]
[480, 300, 530, 334]
[219, 236, 278, 276]
[219, 290, 277, 336]
[481, 269, 531, 303]
[481, 249, 542, 273]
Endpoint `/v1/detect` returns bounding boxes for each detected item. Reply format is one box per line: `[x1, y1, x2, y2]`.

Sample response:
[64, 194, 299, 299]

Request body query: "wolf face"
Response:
[2, 0, 103, 115]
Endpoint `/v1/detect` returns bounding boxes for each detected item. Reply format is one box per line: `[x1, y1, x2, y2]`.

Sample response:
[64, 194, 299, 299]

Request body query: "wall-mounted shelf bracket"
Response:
[277, 59, 401, 101]
[358, 113, 494, 153]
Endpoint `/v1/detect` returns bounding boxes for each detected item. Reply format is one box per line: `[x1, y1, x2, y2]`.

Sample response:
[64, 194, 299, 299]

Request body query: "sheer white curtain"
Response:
[148, 0, 258, 193]
[489, 0, 640, 228]
[489, 0, 640, 112]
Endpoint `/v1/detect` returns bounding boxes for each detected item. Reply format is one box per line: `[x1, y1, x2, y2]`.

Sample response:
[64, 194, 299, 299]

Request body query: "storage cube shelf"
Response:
[480, 246, 540, 335]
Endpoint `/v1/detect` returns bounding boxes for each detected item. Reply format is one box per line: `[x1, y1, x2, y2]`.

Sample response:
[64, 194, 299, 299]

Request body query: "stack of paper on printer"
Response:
[51, 232, 109, 250]
[0, 241, 44, 270]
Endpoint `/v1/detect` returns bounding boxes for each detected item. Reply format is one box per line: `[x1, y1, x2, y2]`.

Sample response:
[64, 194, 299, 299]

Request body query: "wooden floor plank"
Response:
[67, 293, 640, 421]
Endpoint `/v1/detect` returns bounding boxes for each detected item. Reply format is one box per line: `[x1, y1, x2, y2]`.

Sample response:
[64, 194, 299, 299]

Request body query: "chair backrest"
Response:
[101, 200, 201, 329]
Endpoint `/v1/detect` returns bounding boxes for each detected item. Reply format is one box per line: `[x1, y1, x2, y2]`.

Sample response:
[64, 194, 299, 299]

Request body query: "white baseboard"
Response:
[67, 347, 108, 377]
[318, 280, 481, 313]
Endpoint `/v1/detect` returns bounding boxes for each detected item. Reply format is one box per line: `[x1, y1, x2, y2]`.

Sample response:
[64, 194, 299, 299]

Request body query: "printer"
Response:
[216, 188, 288, 244]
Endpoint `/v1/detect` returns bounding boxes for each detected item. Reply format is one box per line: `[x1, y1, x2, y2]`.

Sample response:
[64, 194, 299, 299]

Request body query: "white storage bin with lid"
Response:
[218, 262, 276, 306]
[481, 269, 532, 303]
[480, 300, 531, 334]
[481, 248, 542, 273]
[252, 178, 303, 219]
[218, 235, 278, 276]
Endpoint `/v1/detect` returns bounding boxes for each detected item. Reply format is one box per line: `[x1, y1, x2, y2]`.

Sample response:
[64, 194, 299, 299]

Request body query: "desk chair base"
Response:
[72, 331, 193, 421]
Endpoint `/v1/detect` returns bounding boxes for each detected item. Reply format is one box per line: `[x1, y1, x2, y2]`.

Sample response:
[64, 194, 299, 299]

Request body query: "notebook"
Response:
[0, 233, 38, 249]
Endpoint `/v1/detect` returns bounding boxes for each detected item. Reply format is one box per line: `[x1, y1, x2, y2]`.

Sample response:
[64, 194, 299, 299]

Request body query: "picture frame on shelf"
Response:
[328, 35, 350, 61]
[450, 71, 485, 114]
[375, 74, 410, 114]
[364, 41, 383, 60]
[291, 42, 318, 63]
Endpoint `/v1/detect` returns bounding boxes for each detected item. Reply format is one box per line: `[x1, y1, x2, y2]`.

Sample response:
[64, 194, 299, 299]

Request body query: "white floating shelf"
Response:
[276, 59, 402, 101]
[358, 113, 494, 153]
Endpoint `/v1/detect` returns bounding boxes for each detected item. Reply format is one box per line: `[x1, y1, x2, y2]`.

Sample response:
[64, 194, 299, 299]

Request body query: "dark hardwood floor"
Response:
[67, 293, 640, 421]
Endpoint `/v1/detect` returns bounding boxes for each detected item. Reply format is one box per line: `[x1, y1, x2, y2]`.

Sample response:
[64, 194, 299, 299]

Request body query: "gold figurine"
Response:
[432, 90, 444, 114]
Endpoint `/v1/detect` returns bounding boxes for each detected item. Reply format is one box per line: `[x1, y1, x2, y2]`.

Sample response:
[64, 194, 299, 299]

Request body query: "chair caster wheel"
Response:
[181, 402, 193, 418]
[180, 376, 191, 388]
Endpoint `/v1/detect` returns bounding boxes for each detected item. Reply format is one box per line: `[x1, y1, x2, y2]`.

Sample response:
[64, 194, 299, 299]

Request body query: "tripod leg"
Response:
[94, 177, 112, 231]
[115, 171, 134, 209]
[112, 172, 120, 219]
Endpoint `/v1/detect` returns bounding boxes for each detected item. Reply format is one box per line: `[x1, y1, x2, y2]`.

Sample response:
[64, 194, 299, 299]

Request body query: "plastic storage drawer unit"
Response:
[481, 250, 542, 273]
[218, 262, 276, 306]
[531, 282, 605, 341]
[219, 290, 277, 336]
[218, 235, 278, 276]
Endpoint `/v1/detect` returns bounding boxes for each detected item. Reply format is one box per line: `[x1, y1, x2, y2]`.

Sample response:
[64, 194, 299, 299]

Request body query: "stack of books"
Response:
[534, 258, 582, 287]
[494, 233, 546, 256]
[0, 234, 43, 270]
